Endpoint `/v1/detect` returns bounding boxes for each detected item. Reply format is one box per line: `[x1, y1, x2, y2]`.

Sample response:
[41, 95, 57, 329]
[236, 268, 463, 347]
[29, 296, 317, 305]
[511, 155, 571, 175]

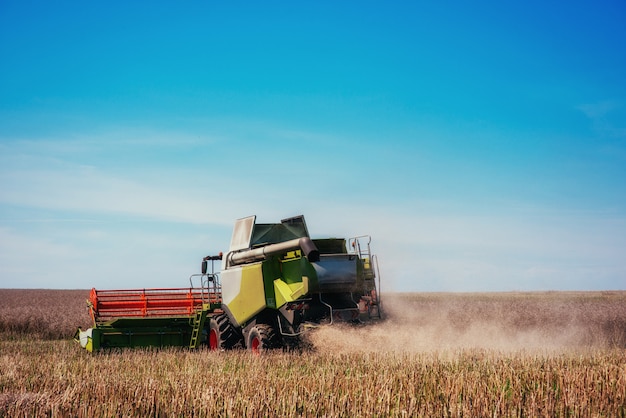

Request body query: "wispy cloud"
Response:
[0, 165, 228, 224]
[578, 100, 626, 141]
[1, 130, 625, 291]
[0, 134, 259, 225]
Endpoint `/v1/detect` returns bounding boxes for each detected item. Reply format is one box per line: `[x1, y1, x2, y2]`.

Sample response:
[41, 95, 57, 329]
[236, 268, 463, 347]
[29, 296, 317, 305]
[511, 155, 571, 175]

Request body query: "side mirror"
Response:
[201, 260, 207, 274]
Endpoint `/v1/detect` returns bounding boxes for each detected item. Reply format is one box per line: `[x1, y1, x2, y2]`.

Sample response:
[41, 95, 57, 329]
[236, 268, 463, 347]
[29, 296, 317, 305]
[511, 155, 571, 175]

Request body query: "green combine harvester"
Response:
[75, 215, 382, 352]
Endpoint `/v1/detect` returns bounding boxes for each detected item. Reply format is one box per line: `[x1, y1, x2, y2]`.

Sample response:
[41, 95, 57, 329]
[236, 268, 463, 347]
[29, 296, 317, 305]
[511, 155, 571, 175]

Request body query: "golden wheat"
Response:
[1, 290, 625, 416]
[0, 290, 90, 339]
[1, 341, 625, 417]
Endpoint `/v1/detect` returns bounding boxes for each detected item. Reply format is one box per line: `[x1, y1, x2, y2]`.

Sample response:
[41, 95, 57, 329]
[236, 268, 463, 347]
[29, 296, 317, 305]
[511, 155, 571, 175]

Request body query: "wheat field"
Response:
[1, 289, 625, 417]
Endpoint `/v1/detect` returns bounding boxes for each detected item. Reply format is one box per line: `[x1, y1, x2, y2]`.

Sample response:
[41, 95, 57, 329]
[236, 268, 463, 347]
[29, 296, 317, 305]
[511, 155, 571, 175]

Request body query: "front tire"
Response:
[208, 314, 242, 350]
[246, 324, 278, 353]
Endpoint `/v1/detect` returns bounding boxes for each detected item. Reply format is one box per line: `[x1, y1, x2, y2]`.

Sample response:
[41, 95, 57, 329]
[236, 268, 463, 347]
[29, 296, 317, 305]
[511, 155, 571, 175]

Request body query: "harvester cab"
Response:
[75, 215, 382, 352]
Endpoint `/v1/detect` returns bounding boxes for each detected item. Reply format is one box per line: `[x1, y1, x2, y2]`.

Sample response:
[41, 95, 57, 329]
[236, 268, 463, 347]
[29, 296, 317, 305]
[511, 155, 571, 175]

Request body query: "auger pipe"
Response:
[226, 237, 319, 268]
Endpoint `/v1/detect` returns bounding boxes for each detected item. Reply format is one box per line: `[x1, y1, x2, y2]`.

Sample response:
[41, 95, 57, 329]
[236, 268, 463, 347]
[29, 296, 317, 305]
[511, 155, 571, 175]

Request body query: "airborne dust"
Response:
[1, 290, 624, 354]
[307, 292, 626, 354]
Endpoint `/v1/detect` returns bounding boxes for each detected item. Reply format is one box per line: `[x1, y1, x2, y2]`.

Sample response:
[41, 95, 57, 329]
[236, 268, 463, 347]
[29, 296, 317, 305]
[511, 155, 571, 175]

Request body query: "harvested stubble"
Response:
[1, 289, 625, 417]
[0, 341, 625, 417]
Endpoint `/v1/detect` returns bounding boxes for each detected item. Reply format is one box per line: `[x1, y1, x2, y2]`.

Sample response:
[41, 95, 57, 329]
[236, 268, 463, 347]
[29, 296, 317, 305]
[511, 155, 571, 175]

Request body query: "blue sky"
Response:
[1, 1, 625, 291]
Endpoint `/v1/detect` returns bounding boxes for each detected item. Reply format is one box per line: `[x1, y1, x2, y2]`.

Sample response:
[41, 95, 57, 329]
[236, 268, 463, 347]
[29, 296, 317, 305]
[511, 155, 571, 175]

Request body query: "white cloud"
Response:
[332, 204, 626, 292]
[1, 166, 225, 224]
[1, 132, 625, 291]
[578, 100, 626, 139]
[2, 192, 625, 290]
[0, 227, 80, 288]
[0, 221, 227, 289]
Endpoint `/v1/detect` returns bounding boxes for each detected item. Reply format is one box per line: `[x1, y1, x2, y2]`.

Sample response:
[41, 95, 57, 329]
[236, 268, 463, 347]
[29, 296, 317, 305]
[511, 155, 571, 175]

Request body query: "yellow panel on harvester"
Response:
[221, 263, 267, 326]
[274, 276, 309, 308]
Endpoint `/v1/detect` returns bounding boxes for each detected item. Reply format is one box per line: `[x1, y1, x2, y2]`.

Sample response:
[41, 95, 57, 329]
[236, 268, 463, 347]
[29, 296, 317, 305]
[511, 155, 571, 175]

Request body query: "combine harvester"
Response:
[75, 215, 382, 352]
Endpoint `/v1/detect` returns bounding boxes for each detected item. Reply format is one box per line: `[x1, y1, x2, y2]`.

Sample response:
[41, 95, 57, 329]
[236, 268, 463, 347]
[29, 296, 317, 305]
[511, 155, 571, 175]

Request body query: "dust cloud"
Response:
[307, 292, 626, 354]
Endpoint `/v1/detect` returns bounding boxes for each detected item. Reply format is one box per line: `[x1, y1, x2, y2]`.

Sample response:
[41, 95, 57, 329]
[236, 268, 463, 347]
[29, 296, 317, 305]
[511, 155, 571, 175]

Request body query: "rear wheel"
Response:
[246, 324, 279, 353]
[208, 314, 242, 350]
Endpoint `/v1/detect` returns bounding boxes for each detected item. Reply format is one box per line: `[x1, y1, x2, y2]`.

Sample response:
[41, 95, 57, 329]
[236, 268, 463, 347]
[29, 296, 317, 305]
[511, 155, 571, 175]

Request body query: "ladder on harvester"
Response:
[189, 308, 204, 348]
[188, 271, 221, 348]
[368, 254, 382, 319]
[349, 235, 382, 320]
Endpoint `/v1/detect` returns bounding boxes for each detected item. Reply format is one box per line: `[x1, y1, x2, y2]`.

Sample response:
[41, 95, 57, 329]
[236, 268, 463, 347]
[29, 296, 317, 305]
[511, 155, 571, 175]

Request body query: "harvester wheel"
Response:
[208, 314, 242, 350]
[246, 324, 278, 353]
